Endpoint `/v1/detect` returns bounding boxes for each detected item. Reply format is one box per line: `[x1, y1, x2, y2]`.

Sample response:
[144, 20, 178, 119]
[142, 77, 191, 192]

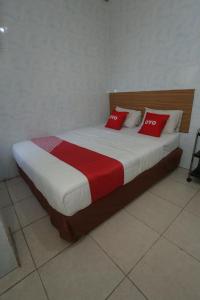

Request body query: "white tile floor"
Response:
[0, 167, 200, 300]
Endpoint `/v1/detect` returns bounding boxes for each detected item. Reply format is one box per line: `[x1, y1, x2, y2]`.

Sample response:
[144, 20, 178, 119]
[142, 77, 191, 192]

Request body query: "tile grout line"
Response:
[16, 178, 200, 299]
[168, 170, 200, 188]
[5, 177, 24, 188]
[6, 183, 24, 232]
[163, 235, 200, 265]
[127, 202, 200, 299]
[148, 174, 200, 208]
[0, 203, 13, 210]
[0, 270, 36, 297]
[20, 227, 50, 300]
[1, 173, 200, 298]
[3, 177, 78, 294]
[5, 178, 54, 236]
[6, 178, 33, 206]
[127, 187, 200, 278]
[0, 186, 24, 285]
[157, 171, 200, 188]
[126, 200, 190, 277]
[19, 214, 48, 232]
[124, 209, 163, 235]
[90, 232, 156, 299]
[104, 277, 126, 300]
[36, 181, 200, 299]
[0, 181, 12, 208]
[1, 201, 47, 235]
[81, 234, 151, 300]
[89, 210, 162, 285]
[34, 241, 72, 270]
[168, 175, 200, 188]
[17, 209, 82, 300]
[6, 180, 49, 241]
[5, 179, 48, 232]
[104, 275, 150, 300]
[183, 209, 200, 220]
[149, 189, 192, 209]
[1, 183, 50, 299]
[160, 187, 200, 237]
[35, 270, 50, 300]
[0, 266, 19, 282]
[92, 235, 150, 300]
[34, 235, 89, 272]
[34, 237, 102, 299]
[129, 279, 149, 300]
[1, 184, 38, 297]
[9, 194, 36, 207]
[125, 188, 200, 240]
[0, 231, 72, 298]
[127, 234, 161, 277]
[90, 235, 127, 276]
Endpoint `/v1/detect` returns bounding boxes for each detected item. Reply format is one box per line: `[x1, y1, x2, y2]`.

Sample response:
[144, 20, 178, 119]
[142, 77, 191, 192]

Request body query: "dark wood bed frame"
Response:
[18, 89, 194, 242]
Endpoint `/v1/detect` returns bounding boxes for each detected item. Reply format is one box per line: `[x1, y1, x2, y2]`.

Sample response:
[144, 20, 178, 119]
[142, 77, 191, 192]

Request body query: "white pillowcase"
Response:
[144, 108, 183, 134]
[115, 106, 142, 128]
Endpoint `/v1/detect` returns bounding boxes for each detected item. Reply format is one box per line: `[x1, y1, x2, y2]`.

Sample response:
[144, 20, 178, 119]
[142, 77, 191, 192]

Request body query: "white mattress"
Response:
[13, 125, 180, 216]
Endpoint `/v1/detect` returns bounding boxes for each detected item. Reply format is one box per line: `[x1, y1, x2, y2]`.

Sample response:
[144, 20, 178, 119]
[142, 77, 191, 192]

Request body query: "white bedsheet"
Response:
[13, 125, 180, 216]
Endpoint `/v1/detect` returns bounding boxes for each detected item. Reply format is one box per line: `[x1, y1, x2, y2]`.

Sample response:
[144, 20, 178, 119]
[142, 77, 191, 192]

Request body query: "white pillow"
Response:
[116, 106, 142, 128]
[144, 108, 183, 134]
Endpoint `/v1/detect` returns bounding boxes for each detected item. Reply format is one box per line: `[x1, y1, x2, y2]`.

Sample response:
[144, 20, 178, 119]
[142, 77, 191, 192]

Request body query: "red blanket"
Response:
[32, 136, 124, 202]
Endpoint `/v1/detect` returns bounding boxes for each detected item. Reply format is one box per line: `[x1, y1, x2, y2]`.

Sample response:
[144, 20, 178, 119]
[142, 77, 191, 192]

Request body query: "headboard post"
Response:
[109, 89, 194, 133]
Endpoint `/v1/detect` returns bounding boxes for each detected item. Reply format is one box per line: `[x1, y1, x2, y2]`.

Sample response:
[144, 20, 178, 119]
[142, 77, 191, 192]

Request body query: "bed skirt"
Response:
[18, 147, 182, 242]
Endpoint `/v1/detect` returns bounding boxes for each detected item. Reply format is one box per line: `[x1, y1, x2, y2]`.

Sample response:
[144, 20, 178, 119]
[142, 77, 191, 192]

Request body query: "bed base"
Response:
[18, 148, 182, 242]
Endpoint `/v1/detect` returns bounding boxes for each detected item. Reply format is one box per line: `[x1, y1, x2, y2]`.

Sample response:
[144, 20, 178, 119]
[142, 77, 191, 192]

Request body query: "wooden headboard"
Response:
[110, 89, 194, 133]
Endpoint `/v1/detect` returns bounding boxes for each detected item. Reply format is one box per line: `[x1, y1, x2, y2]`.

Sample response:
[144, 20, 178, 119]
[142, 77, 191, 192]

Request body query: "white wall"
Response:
[109, 0, 200, 168]
[0, 0, 109, 179]
[1, 0, 200, 179]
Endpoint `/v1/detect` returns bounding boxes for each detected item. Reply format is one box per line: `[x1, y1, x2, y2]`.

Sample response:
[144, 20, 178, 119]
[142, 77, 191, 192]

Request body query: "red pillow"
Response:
[105, 110, 128, 130]
[138, 112, 169, 137]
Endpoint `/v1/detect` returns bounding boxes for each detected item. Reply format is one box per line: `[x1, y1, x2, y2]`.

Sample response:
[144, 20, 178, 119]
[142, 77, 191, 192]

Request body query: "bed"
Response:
[13, 89, 194, 242]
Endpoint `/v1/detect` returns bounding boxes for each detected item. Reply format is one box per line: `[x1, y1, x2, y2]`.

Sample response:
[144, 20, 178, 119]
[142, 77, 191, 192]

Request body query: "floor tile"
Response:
[130, 238, 200, 300]
[0, 182, 6, 190]
[91, 210, 158, 273]
[150, 177, 197, 207]
[39, 237, 123, 300]
[0, 272, 47, 300]
[164, 210, 200, 261]
[168, 167, 200, 190]
[0, 231, 35, 295]
[7, 180, 32, 203]
[0, 206, 20, 232]
[6, 177, 24, 189]
[23, 217, 69, 267]
[108, 278, 146, 300]
[0, 190, 12, 209]
[14, 196, 47, 227]
[185, 190, 200, 217]
[125, 191, 181, 233]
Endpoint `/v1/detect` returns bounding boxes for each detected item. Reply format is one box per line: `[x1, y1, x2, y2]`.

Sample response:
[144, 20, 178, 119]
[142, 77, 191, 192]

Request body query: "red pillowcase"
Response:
[105, 110, 128, 130]
[138, 112, 169, 137]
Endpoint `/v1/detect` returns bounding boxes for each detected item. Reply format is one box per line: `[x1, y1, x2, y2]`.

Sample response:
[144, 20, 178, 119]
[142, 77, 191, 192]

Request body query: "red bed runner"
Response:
[32, 136, 124, 202]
